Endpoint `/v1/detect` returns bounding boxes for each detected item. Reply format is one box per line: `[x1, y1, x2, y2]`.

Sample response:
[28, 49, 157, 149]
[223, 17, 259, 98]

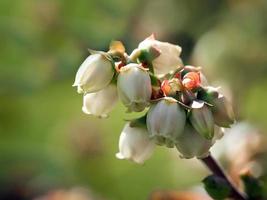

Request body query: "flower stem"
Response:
[200, 154, 247, 200]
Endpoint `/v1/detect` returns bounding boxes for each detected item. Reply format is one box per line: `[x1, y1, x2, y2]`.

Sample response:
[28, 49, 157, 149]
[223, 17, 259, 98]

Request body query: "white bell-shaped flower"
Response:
[138, 35, 183, 76]
[116, 123, 155, 164]
[73, 53, 114, 93]
[146, 97, 186, 147]
[176, 124, 213, 159]
[82, 84, 118, 118]
[117, 63, 152, 112]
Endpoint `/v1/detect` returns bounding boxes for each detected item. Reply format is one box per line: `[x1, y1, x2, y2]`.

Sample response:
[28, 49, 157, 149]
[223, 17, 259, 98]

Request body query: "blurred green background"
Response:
[1, 0, 267, 199]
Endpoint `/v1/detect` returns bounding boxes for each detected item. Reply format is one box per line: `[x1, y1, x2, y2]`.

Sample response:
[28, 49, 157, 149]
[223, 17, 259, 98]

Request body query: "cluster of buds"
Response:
[73, 35, 235, 164]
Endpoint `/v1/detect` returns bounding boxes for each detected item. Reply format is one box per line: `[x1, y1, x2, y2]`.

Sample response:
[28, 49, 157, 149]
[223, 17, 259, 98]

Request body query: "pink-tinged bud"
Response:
[82, 84, 118, 118]
[181, 66, 208, 86]
[161, 78, 182, 96]
[182, 72, 201, 90]
[147, 97, 186, 148]
[181, 65, 201, 77]
[116, 123, 155, 164]
[73, 54, 114, 93]
[161, 80, 171, 95]
[117, 63, 152, 112]
[137, 35, 183, 76]
[211, 95, 235, 128]
[176, 124, 213, 159]
[189, 101, 214, 139]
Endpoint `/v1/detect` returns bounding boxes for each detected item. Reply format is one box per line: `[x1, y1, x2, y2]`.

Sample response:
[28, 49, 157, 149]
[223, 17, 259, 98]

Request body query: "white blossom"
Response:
[138, 35, 183, 76]
[73, 54, 114, 93]
[146, 97, 186, 147]
[82, 84, 118, 118]
[116, 123, 155, 164]
[117, 63, 152, 112]
[176, 124, 213, 159]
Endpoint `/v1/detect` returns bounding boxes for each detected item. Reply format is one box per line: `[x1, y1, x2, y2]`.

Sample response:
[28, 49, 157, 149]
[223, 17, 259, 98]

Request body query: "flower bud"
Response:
[182, 72, 201, 90]
[117, 63, 152, 112]
[211, 95, 235, 127]
[147, 97, 186, 147]
[73, 53, 114, 93]
[161, 78, 182, 96]
[189, 101, 214, 139]
[116, 123, 155, 164]
[181, 65, 201, 75]
[138, 35, 183, 76]
[181, 66, 208, 86]
[82, 84, 118, 118]
[176, 124, 213, 159]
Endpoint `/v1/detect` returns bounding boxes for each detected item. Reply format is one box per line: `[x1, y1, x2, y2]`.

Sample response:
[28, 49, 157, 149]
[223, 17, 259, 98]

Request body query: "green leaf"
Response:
[241, 173, 265, 200]
[203, 175, 231, 200]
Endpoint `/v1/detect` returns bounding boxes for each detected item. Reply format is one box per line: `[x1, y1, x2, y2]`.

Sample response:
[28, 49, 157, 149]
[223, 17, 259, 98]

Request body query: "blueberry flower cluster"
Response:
[73, 35, 235, 164]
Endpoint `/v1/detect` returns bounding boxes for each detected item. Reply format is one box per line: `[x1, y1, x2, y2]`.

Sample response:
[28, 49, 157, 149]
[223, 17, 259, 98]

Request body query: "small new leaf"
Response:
[138, 49, 153, 63]
[203, 175, 231, 200]
[109, 40, 125, 54]
[88, 48, 101, 55]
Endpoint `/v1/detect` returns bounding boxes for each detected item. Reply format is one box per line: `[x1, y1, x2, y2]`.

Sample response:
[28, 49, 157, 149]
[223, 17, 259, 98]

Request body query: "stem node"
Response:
[200, 155, 248, 200]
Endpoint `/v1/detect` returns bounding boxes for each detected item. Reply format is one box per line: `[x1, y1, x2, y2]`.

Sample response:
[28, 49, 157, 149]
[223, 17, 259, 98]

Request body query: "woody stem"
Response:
[200, 154, 247, 200]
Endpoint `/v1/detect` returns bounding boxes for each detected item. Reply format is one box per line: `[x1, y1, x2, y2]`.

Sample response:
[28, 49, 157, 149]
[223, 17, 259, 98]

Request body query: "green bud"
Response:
[211, 95, 235, 128]
[181, 65, 201, 77]
[189, 101, 214, 140]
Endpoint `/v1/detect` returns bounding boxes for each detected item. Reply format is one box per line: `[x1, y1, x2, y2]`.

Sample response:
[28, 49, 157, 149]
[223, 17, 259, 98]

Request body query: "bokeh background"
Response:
[1, 0, 267, 199]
